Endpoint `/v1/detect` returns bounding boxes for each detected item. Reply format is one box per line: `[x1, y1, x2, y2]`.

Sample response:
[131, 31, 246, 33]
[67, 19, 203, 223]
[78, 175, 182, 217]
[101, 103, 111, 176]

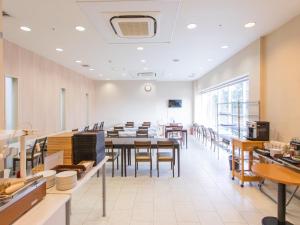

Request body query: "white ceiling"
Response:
[3, 0, 300, 81]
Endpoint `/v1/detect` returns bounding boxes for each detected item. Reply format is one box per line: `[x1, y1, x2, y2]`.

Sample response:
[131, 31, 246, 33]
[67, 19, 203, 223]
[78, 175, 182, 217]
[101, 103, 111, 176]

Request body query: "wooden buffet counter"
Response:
[47, 132, 75, 165]
[231, 138, 264, 187]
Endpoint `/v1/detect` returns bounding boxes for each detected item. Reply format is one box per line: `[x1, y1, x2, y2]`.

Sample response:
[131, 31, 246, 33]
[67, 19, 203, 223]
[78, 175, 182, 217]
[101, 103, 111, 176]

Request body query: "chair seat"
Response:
[157, 152, 173, 160]
[136, 152, 151, 161]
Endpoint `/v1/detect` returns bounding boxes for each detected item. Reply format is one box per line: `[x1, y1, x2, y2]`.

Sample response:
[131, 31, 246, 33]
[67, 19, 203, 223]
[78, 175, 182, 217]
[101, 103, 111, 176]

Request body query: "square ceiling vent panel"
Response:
[77, 0, 181, 44]
[110, 15, 157, 38]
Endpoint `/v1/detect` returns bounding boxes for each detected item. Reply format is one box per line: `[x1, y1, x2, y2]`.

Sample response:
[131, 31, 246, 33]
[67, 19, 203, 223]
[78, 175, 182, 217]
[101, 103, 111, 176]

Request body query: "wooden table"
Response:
[232, 138, 264, 187]
[105, 138, 181, 177]
[47, 156, 109, 225]
[252, 163, 300, 225]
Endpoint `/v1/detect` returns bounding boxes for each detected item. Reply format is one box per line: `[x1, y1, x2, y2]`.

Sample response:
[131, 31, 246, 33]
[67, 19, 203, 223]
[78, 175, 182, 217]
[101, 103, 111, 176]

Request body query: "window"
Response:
[196, 77, 249, 131]
[5, 77, 18, 130]
[60, 88, 66, 130]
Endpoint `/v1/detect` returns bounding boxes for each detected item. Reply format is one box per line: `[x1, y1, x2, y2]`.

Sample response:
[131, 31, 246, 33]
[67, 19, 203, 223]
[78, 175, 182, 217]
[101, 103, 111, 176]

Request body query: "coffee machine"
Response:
[246, 121, 270, 141]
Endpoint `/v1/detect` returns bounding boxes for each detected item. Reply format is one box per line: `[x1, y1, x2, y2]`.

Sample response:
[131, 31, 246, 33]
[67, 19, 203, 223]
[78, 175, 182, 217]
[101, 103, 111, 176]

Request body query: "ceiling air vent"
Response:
[110, 15, 157, 38]
[137, 72, 157, 79]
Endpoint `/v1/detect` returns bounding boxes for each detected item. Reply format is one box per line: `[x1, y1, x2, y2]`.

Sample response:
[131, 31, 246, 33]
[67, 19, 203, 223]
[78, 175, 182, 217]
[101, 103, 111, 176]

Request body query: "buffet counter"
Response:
[13, 194, 70, 225]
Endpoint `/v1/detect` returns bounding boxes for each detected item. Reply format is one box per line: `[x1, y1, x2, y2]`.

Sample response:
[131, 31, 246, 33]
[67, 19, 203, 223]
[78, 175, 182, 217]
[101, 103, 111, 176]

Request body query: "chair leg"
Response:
[172, 161, 175, 178]
[31, 159, 34, 169]
[117, 156, 119, 170]
[112, 158, 115, 177]
[13, 159, 16, 175]
[157, 160, 159, 177]
[135, 161, 137, 177]
[150, 159, 152, 177]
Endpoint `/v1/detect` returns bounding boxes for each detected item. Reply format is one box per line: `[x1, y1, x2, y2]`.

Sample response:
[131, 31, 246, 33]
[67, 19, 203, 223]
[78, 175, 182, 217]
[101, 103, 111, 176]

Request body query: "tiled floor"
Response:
[71, 137, 300, 225]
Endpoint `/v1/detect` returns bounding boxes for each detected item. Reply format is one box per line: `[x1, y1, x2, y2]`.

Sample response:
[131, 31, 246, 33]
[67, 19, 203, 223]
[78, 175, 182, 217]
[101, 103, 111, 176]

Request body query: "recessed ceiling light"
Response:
[75, 26, 86, 31]
[187, 23, 197, 29]
[56, 48, 63, 52]
[75, 60, 82, 63]
[221, 45, 229, 49]
[137, 47, 144, 51]
[89, 68, 95, 71]
[141, 59, 146, 63]
[20, 26, 31, 32]
[207, 58, 213, 62]
[244, 22, 256, 28]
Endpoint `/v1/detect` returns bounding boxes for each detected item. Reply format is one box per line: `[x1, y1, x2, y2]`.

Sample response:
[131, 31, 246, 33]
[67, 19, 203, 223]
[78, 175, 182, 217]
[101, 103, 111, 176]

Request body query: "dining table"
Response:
[164, 128, 188, 148]
[105, 137, 181, 177]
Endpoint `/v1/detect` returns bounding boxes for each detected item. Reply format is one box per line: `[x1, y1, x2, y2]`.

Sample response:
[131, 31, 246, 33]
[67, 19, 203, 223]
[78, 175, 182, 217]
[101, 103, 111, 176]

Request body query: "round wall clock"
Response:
[144, 84, 152, 92]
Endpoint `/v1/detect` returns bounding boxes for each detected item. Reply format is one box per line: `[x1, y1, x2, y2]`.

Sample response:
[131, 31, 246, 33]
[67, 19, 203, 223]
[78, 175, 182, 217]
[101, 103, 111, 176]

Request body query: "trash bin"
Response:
[229, 155, 239, 171]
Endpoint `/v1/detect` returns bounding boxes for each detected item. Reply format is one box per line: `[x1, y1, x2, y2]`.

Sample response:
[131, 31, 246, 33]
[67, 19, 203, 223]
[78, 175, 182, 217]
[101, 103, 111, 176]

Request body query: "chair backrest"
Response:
[125, 122, 134, 128]
[134, 141, 151, 151]
[114, 126, 124, 131]
[99, 121, 104, 130]
[30, 139, 38, 158]
[136, 130, 148, 138]
[84, 126, 89, 131]
[107, 130, 119, 138]
[208, 128, 215, 140]
[142, 122, 151, 127]
[72, 128, 79, 132]
[37, 137, 47, 153]
[157, 141, 174, 150]
[201, 125, 207, 136]
[93, 123, 99, 131]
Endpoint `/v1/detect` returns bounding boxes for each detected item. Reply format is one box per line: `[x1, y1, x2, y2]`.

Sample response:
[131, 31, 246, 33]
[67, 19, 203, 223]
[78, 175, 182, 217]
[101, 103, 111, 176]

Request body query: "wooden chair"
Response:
[107, 130, 119, 138]
[114, 126, 124, 131]
[136, 130, 148, 138]
[92, 123, 99, 131]
[105, 140, 119, 177]
[142, 122, 151, 127]
[125, 122, 134, 128]
[134, 141, 152, 177]
[157, 141, 175, 177]
[99, 121, 104, 130]
[84, 126, 89, 131]
[13, 137, 47, 174]
[167, 126, 184, 147]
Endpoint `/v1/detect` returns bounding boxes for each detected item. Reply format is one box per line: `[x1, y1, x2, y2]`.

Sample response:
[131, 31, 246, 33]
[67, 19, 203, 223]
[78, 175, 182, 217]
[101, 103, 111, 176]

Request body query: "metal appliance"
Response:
[246, 121, 270, 141]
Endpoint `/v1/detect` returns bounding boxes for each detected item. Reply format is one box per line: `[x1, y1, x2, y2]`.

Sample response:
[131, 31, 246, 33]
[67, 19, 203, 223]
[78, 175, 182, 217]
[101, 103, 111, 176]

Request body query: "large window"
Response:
[196, 77, 249, 130]
[5, 77, 18, 130]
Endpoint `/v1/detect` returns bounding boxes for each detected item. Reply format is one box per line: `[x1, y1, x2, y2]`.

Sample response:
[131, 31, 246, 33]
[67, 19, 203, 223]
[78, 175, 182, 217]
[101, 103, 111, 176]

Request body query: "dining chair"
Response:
[142, 122, 151, 127]
[136, 130, 148, 138]
[125, 122, 134, 128]
[92, 123, 99, 131]
[105, 140, 119, 177]
[84, 126, 89, 131]
[114, 126, 124, 131]
[99, 121, 104, 130]
[157, 141, 175, 177]
[107, 130, 119, 138]
[13, 137, 47, 174]
[72, 128, 79, 132]
[134, 141, 152, 177]
[167, 126, 184, 147]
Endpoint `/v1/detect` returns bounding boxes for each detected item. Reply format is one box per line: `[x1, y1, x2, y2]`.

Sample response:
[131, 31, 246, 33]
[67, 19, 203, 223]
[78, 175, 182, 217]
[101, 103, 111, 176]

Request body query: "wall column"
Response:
[0, 0, 4, 129]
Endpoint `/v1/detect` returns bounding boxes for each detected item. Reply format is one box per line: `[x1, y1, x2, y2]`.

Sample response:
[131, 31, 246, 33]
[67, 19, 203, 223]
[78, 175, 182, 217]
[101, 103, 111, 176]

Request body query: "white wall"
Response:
[95, 81, 193, 128]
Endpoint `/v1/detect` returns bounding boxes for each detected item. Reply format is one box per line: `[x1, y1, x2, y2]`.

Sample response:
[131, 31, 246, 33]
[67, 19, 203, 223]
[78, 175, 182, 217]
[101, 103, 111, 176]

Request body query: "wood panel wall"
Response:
[3, 40, 96, 136]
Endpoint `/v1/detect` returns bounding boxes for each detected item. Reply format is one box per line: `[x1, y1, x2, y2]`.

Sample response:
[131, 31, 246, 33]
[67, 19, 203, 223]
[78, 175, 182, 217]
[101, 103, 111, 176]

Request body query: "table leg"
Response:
[102, 163, 106, 217]
[241, 150, 244, 187]
[66, 199, 71, 225]
[261, 183, 293, 225]
[124, 147, 127, 177]
[232, 143, 235, 180]
[121, 147, 124, 176]
[177, 147, 180, 177]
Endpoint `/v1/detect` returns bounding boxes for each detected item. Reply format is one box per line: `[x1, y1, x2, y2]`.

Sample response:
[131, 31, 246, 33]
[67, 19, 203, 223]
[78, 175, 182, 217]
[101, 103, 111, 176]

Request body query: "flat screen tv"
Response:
[168, 99, 182, 108]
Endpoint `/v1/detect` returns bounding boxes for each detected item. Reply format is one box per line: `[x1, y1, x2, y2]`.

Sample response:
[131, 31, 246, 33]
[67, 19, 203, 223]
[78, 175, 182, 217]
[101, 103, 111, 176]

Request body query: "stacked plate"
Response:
[55, 171, 77, 191]
[36, 170, 56, 189]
